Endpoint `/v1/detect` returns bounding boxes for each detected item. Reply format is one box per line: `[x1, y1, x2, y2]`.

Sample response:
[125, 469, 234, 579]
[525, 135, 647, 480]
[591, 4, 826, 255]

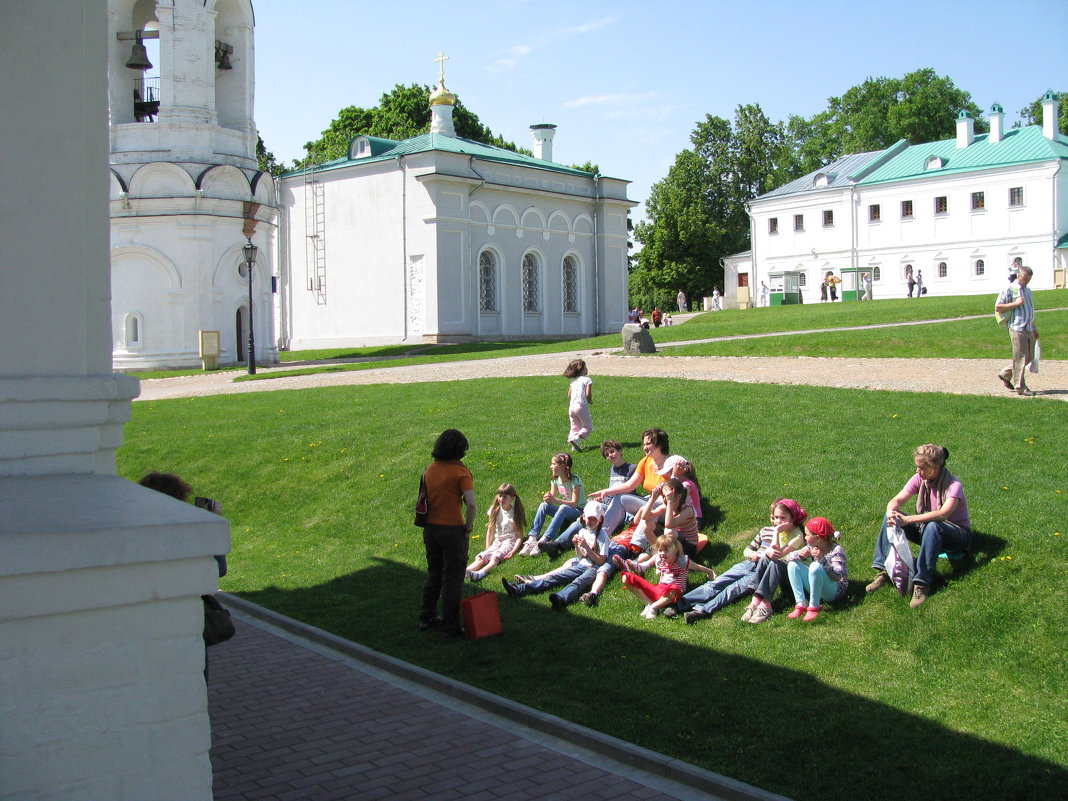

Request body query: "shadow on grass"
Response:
[237, 557, 1063, 801]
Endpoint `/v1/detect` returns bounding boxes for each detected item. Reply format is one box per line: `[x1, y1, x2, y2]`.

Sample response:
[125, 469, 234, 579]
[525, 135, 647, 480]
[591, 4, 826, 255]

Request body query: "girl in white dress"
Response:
[466, 484, 526, 581]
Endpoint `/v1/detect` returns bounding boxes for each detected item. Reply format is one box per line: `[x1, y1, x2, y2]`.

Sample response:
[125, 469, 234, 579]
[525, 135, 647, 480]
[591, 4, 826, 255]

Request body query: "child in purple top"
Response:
[866, 444, 972, 608]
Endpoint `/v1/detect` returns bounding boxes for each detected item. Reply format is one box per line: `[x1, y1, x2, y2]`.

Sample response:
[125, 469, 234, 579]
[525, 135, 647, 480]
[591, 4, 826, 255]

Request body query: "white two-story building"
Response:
[731, 92, 1067, 304]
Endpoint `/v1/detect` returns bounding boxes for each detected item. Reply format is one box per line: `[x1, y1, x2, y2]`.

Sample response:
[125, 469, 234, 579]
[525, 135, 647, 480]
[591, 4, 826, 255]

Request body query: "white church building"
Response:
[728, 93, 1068, 305]
[108, 0, 277, 370]
[276, 78, 635, 349]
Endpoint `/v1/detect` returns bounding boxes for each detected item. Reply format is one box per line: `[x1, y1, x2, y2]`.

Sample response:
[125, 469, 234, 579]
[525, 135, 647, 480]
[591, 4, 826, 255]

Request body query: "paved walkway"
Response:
[209, 598, 788, 801]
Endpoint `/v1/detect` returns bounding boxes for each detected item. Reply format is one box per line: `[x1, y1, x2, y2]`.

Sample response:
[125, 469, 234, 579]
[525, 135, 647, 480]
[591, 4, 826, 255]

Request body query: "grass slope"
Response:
[119, 376, 1067, 800]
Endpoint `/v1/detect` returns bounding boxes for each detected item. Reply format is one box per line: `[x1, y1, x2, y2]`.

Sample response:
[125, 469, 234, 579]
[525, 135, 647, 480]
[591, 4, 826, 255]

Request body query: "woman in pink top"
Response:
[865, 444, 971, 608]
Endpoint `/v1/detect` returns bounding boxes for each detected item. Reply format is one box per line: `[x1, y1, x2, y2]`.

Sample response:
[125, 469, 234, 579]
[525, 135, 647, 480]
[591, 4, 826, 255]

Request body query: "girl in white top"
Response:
[564, 359, 593, 452]
[466, 484, 526, 582]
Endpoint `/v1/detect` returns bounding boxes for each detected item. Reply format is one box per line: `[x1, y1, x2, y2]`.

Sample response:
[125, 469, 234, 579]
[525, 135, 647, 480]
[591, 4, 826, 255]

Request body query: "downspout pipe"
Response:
[592, 173, 601, 334]
[398, 154, 408, 341]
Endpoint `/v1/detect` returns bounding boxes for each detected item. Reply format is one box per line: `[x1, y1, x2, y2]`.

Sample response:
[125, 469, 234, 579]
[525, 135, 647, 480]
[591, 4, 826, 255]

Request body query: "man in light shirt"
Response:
[995, 265, 1038, 396]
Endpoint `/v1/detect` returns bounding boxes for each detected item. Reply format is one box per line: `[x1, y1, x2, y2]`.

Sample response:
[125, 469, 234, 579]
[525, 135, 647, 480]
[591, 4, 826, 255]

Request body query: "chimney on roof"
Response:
[989, 103, 1004, 143]
[530, 124, 557, 162]
[955, 110, 975, 148]
[1042, 91, 1060, 140]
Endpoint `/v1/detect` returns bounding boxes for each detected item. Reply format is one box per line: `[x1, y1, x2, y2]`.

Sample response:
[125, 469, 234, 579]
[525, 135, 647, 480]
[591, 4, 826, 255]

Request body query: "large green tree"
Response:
[631, 104, 790, 310]
[300, 83, 528, 165]
[1016, 91, 1068, 135]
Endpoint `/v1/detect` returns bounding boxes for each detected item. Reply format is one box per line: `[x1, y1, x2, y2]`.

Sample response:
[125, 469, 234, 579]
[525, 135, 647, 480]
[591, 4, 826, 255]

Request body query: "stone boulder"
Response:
[621, 323, 656, 354]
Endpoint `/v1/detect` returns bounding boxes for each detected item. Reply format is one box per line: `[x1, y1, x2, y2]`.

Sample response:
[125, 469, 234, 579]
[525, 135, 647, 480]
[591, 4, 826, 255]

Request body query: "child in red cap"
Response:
[786, 516, 849, 621]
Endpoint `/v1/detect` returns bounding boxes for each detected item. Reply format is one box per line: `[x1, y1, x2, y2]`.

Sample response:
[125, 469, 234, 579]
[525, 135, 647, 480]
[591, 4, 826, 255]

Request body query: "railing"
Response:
[134, 77, 160, 122]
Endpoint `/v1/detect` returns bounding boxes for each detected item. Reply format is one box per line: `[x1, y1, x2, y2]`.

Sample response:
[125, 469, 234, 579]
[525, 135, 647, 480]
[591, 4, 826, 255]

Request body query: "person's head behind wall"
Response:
[139, 472, 191, 501]
[432, 429, 468, 461]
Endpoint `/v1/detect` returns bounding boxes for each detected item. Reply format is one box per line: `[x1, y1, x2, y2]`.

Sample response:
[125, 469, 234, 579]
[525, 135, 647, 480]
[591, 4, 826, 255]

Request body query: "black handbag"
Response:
[414, 471, 429, 527]
[202, 594, 236, 646]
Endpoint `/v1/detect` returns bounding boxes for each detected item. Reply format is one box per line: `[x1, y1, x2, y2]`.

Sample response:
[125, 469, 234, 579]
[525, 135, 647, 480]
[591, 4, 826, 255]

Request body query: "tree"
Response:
[300, 83, 531, 164]
[256, 136, 285, 177]
[1016, 91, 1068, 135]
[631, 106, 787, 310]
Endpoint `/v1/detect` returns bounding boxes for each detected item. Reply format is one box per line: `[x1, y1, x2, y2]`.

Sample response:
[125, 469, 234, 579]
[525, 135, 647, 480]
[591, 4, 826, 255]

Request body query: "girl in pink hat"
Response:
[742, 498, 807, 624]
[785, 517, 849, 622]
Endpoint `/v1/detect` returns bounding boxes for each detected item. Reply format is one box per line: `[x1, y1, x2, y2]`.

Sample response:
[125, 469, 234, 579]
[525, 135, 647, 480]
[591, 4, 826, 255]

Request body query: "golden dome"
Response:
[429, 80, 457, 107]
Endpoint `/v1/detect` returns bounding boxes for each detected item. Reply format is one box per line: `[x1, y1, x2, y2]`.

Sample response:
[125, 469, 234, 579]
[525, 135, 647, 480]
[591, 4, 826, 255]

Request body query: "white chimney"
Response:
[530, 124, 557, 162]
[955, 110, 974, 148]
[1042, 90, 1060, 140]
[989, 103, 1004, 143]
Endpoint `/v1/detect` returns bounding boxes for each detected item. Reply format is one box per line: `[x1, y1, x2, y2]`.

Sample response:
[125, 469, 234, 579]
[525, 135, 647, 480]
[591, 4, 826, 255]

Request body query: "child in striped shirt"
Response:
[620, 534, 714, 619]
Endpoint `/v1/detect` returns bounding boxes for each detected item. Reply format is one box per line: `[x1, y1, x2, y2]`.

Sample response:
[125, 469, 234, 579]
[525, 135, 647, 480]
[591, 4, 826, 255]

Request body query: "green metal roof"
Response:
[284, 133, 596, 179]
[858, 125, 1068, 186]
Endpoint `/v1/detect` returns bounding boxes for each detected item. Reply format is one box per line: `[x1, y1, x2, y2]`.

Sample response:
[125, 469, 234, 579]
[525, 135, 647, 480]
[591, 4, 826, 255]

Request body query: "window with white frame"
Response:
[1009, 187, 1024, 207]
[873, 266, 882, 282]
[793, 214, 804, 232]
[823, 209, 834, 227]
[522, 253, 540, 312]
[971, 192, 985, 210]
[478, 250, 498, 312]
[901, 200, 913, 219]
[798, 273, 807, 287]
[769, 217, 778, 234]
[869, 204, 881, 222]
[937, 261, 948, 278]
[562, 255, 578, 313]
[974, 259, 985, 276]
[934, 196, 948, 214]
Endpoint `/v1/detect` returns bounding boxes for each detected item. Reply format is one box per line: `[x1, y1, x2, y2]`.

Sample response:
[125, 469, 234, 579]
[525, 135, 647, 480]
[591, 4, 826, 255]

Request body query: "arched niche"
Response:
[128, 162, 196, 198]
[197, 164, 252, 201]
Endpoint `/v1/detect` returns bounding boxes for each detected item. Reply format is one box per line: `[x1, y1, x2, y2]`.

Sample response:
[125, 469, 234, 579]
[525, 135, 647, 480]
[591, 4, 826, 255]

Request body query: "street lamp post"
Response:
[242, 238, 258, 375]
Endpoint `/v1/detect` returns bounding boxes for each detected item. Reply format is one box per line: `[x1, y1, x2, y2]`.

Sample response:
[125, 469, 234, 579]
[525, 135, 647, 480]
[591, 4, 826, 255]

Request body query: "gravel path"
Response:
[136, 348, 1066, 402]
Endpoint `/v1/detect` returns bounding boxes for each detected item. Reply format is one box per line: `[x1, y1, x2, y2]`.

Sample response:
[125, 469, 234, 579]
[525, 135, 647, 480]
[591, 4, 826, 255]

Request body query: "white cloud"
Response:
[484, 17, 615, 72]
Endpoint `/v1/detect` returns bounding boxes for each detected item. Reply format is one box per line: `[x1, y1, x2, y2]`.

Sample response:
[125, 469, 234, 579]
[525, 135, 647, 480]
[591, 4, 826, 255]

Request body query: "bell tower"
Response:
[107, 0, 276, 371]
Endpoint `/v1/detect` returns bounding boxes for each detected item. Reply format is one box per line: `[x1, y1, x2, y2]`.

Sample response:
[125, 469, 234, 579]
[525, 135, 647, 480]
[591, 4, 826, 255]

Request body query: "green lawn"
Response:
[118, 375, 1067, 801]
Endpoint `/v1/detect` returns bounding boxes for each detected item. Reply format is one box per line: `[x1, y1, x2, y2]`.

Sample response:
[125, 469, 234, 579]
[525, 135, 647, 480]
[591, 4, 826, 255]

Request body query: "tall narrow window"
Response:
[793, 214, 804, 232]
[478, 251, 497, 312]
[868, 204, 881, 222]
[974, 259, 985, 276]
[768, 217, 779, 234]
[934, 196, 948, 214]
[822, 209, 834, 227]
[971, 191, 985, 210]
[1009, 187, 1024, 206]
[562, 255, 578, 313]
[522, 253, 540, 312]
[124, 313, 142, 348]
[873, 266, 882, 281]
[937, 261, 948, 278]
[901, 200, 913, 218]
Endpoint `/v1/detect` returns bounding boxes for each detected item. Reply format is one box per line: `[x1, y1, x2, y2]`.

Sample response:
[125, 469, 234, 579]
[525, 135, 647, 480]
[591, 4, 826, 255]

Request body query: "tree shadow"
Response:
[234, 556, 1064, 801]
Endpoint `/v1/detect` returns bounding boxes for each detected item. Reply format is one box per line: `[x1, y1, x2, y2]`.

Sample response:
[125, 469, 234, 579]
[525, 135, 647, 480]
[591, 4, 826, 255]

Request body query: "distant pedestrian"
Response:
[712, 287, 722, 311]
[916, 270, 924, 296]
[906, 266, 916, 298]
[760, 281, 769, 307]
[677, 289, 687, 312]
[995, 265, 1038, 395]
[863, 272, 872, 301]
[651, 307, 662, 327]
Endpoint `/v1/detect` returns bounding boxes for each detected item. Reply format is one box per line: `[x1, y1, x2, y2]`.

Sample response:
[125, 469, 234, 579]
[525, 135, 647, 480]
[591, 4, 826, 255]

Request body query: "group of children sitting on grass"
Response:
[464, 429, 849, 624]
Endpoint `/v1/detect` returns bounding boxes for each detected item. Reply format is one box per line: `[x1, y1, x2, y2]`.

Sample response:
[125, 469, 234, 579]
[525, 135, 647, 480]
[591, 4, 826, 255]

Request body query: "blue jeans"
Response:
[787, 560, 838, 606]
[545, 508, 585, 547]
[872, 516, 972, 587]
[530, 503, 582, 543]
[513, 559, 588, 597]
[677, 560, 756, 615]
[751, 556, 788, 600]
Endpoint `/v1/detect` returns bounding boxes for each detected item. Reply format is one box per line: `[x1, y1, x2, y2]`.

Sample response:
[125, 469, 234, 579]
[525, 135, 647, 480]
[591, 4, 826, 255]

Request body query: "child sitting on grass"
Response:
[742, 498, 807, 625]
[785, 516, 848, 622]
[466, 484, 525, 582]
[619, 534, 715, 619]
[519, 453, 585, 557]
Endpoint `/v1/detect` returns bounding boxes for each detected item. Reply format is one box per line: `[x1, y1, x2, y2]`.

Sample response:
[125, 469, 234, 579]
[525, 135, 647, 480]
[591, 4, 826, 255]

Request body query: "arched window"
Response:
[974, 259, 985, 276]
[562, 255, 578, 313]
[479, 251, 497, 312]
[522, 253, 540, 312]
[798, 272, 807, 287]
[124, 313, 143, 350]
[872, 266, 882, 282]
[937, 262, 948, 278]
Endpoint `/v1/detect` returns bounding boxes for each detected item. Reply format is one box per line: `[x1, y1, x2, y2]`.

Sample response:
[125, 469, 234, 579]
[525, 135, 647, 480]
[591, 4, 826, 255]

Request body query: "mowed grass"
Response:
[663, 309, 1068, 359]
[117, 376, 1067, 801]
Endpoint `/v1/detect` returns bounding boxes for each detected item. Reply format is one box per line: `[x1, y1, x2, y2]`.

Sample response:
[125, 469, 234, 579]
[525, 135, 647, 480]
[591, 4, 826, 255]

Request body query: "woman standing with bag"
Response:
[417, 429, 476, 636]
[865, 444, 971, 608]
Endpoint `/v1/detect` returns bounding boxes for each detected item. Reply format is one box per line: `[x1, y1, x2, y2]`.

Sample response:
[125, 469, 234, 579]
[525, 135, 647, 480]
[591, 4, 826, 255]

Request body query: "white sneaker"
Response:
[640, 605, 657, 620]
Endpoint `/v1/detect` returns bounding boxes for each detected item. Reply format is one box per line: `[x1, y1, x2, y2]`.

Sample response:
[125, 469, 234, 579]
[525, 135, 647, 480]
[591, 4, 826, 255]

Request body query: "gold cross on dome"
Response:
[434, 51, 449, 84]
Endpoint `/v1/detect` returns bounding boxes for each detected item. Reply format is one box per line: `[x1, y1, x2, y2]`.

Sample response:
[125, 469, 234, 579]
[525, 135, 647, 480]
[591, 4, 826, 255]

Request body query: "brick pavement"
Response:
[208, 602, 788, 801]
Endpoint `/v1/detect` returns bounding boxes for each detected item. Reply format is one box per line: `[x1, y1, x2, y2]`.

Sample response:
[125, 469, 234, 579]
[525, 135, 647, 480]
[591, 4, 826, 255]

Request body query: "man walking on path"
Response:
[995, 265, 1039, 396]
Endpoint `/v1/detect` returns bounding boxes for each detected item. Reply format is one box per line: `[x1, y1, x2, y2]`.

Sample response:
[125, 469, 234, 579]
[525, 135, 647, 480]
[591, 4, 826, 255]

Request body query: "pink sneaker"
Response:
[803, 605, 822, 622]
[787, 604, 806, 620]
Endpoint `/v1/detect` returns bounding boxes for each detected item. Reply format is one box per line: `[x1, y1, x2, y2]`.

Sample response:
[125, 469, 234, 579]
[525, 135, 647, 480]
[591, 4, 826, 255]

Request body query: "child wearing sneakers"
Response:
[466, 484, 526, 582]
[740, 498, 807, 625]
[619, 534, 715, 619]
[564, 359, 593, 452]
[785, 516, 848, 621]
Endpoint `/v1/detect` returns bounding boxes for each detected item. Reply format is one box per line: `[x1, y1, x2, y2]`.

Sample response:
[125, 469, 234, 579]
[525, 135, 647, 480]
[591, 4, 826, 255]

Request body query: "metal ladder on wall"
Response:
[304, 154, 327, 305]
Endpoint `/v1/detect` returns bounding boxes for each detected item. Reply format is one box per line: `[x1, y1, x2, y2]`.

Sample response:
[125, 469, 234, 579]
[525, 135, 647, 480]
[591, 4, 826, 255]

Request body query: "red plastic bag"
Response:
[461, 591, 502, 639]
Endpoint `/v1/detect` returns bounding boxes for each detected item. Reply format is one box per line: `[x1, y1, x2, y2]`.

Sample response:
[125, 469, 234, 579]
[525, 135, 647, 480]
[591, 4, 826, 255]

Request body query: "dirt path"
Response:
[136, 349, 1066, 402]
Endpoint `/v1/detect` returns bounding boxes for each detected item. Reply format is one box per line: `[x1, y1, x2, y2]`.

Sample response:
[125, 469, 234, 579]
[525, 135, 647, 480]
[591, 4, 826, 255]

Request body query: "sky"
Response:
[252, 0, 1066, 222]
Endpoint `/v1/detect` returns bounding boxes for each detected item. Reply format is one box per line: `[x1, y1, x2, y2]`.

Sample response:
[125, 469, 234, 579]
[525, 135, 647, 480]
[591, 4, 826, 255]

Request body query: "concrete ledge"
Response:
[220, 592, 792, 801]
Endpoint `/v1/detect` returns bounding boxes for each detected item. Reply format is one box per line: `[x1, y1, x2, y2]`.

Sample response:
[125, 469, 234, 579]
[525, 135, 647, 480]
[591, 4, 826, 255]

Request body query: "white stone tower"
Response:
[108, 0, 277, 369]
